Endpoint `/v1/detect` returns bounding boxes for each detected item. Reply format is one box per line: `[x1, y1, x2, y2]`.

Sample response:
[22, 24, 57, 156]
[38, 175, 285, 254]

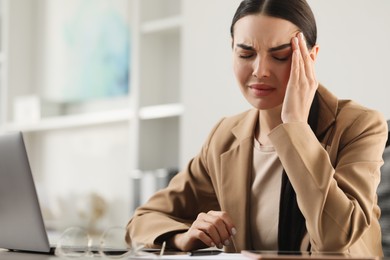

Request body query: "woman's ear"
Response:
[310, 44, 320, 62]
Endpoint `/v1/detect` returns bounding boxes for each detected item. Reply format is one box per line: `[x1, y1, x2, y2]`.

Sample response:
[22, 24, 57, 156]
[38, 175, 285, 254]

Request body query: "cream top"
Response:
[250, 139, 283, 250]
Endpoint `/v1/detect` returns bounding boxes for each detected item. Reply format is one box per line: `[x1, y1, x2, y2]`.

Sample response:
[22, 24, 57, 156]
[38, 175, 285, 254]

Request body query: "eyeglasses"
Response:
[54, 226, 166, 259]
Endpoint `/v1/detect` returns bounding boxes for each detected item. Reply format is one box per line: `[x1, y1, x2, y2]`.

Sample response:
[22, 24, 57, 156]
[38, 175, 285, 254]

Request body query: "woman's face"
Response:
[232, 14, 300, 110]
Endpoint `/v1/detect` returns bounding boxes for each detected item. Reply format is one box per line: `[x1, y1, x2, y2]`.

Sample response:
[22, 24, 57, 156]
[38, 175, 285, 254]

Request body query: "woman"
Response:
[126, 0, 388, 256]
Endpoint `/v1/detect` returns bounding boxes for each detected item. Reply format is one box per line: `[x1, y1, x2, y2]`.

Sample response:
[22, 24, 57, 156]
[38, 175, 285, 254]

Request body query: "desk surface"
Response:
[1, 250, 388, 260]
[0, 250, 248, 260]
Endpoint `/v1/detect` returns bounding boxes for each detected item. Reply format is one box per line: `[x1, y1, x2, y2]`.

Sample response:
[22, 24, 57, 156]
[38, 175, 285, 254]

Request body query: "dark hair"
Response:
[230, 0, 317, 49]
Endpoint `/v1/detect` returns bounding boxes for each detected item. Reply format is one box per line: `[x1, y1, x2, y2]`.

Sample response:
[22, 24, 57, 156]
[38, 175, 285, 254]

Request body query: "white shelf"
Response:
[1, 103, 184, 133]
[1, 109, 133, 132]
[141, 15, 182, 34]
[139, 103, 184, 120]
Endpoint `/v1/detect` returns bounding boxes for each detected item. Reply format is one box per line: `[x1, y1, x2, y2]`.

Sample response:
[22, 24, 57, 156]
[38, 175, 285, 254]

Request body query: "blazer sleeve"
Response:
[268, 109, 388, 253]
[125, 119, 225, 248]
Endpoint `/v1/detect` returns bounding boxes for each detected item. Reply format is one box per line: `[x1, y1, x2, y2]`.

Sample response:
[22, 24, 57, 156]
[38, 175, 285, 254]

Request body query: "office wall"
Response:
[180, 0, 390, 167]
[309, 0, 390, 118]
[181, 0, 247, 166]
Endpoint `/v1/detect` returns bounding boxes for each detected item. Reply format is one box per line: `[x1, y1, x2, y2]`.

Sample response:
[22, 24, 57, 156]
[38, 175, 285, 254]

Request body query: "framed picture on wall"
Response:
[41, 0, 130, 107]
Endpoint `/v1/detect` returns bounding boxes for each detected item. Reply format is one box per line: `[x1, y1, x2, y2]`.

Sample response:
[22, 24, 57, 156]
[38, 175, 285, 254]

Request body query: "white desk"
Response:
[3, 249, 382, 260]
[0, 250, 248, 260]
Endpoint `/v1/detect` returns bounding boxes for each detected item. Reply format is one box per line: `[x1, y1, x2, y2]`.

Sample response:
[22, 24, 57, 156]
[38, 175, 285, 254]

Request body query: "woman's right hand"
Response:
[169, 210, 237, 252]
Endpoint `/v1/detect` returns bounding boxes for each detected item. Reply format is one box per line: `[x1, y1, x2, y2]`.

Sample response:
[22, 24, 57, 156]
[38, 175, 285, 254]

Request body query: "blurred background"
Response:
[0, 0, 389, 234]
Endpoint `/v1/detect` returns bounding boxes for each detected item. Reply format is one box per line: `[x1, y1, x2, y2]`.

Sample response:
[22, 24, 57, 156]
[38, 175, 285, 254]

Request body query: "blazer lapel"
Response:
[220, 109, 258, 251]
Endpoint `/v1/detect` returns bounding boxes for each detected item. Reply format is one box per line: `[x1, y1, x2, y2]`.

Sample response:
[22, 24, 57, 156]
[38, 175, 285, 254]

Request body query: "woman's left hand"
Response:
[281, 32, 318, 123]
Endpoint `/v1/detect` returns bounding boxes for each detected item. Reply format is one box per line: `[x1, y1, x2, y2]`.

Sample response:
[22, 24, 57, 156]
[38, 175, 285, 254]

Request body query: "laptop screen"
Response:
[0, 132, 51, 253]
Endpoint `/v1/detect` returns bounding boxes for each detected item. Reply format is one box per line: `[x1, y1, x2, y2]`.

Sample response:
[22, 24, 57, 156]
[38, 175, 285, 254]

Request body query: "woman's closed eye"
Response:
[235, 44, 256, 59]
[270, 49, 292, 62]
[238, 51, 255, 59]
[272, 55, 290, 62]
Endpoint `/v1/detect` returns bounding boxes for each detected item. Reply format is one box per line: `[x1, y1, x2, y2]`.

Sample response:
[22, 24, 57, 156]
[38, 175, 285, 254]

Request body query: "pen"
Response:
[160, 241, 166, 256]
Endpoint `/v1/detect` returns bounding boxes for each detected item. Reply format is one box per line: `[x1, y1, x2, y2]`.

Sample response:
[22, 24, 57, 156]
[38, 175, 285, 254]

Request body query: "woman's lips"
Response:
[249, 84, 275, 97]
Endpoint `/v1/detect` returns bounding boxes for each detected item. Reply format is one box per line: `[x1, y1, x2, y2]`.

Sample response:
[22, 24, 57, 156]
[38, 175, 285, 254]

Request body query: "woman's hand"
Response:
[169, 210, 236, 252]
[281, 32, 318, 123]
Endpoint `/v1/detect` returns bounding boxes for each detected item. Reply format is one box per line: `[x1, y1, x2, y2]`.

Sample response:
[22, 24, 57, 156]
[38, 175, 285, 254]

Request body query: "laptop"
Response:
[0, 132, 53, 254]
[0, 132, 134, 256]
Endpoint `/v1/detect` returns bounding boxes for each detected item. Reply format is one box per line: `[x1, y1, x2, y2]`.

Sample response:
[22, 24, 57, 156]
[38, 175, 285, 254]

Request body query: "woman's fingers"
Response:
[297, 32, 317, 87]
[181, 211, 236, 250]
[291, 33, 314, 87]
[196, 211, 235, 247]
[290, 37, 300, 83]
[205, 211, 236, 246]
[206, 211, 236, 235]
[187, 224, 217, 248]
[193, 214, 222, 247]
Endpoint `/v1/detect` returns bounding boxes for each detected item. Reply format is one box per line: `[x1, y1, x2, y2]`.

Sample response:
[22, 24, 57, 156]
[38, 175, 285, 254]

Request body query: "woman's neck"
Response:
[256, 106, 283, 146]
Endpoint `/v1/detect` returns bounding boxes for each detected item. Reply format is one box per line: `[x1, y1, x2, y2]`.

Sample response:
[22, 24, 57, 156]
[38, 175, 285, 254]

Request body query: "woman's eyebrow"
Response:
[236, 43, 292, 52]
[236, 43, 255, 51]
[268, 43, 291, 52]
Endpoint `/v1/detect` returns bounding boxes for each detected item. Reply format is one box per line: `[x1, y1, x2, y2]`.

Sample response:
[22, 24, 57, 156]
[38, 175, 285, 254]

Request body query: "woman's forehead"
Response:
[233, 14, 299, 49]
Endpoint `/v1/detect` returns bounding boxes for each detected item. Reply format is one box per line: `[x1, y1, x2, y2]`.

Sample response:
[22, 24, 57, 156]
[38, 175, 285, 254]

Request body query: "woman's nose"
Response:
[252, 56, 270, 78]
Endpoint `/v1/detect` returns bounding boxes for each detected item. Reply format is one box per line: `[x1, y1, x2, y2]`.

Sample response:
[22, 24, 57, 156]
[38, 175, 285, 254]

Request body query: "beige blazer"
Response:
[126, 85, 388, 256]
